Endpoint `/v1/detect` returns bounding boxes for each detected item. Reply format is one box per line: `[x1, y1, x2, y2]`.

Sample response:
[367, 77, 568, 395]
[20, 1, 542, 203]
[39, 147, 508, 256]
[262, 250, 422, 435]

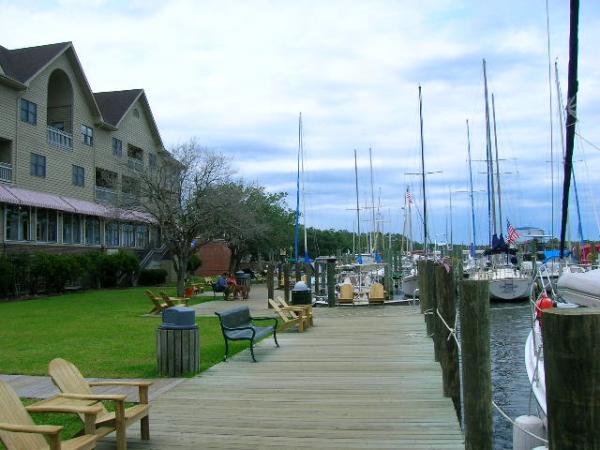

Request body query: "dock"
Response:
[98, 304, 464, 449]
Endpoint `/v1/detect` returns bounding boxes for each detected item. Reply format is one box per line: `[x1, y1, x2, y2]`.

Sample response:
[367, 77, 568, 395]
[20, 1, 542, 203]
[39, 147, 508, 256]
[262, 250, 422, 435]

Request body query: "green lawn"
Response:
[0, 286, 251, 377]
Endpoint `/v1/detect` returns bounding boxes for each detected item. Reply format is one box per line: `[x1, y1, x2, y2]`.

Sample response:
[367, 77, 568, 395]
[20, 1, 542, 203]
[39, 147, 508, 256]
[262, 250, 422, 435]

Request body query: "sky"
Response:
[2, 0, 600, 246]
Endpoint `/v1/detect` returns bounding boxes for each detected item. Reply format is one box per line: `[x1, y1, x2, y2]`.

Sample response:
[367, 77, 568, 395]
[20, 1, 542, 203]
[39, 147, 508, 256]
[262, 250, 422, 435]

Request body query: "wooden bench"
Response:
[215, 305, 279, 362]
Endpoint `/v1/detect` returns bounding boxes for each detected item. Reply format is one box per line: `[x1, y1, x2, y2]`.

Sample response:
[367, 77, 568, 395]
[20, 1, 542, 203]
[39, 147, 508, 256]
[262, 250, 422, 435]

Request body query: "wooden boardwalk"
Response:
[98, 305, 464, 449]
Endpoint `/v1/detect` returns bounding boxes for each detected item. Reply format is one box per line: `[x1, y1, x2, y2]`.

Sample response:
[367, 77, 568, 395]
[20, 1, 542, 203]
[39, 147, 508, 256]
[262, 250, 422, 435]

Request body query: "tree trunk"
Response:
[173, 254, 187, 297]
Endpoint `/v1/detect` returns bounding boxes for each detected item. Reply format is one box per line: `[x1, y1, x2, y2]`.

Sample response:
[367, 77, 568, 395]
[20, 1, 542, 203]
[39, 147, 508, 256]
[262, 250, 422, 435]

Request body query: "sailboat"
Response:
[467, 60, 530, 301]
[294, 112, 311, 265]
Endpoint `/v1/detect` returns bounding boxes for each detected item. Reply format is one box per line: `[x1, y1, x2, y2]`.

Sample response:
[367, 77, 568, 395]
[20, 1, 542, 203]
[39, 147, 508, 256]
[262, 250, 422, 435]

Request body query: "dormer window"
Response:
[81, 124, 94, 146]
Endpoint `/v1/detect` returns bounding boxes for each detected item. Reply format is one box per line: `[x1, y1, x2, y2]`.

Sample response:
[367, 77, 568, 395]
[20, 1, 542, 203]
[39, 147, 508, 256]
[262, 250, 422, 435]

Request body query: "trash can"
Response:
[156, 307, 199, 376]
[235, 271, 251, 299]
[291, 281, 311, 305]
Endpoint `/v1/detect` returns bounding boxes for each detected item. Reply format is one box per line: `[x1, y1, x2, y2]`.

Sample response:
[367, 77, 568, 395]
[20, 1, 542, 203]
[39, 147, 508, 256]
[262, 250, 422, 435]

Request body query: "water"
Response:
[490, 302, 536, 450]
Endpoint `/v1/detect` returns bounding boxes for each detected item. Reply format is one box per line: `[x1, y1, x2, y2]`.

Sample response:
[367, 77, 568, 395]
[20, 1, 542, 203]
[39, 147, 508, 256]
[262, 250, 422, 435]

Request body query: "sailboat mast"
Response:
[546, 0, 556, 241]
[369, 148, 376, 253]
[449, 187, 453, 249]
[294, 112, 301, 262]
[418, 86, 428, 254]
[300, 113, 308, 259]
[354, 149, 362, 256]
[491, 93, 503, 234]
[483, 59, 496, 243]
[466, 119, 477, 249]
[560, 0, 580, 257]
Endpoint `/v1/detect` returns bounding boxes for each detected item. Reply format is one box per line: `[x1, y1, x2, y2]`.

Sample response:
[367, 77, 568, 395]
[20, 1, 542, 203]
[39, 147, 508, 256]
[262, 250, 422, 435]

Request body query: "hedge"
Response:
[0, 250, 140, 299]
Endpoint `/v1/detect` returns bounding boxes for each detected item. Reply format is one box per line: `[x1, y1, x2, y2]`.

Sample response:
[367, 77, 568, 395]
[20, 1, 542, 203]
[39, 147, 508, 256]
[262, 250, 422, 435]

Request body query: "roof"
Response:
[0, 184, 156, 224]
[0, 42, 71, 84]
[94, 89, 143, 127]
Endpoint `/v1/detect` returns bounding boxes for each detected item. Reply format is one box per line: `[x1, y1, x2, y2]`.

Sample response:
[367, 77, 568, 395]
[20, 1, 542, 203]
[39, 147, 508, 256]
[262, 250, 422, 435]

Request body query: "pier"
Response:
[97, 300, 463, 449]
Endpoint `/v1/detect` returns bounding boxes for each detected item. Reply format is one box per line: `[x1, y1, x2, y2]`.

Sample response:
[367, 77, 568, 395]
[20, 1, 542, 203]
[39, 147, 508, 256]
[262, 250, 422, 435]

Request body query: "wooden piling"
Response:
[460, 280, 492, 450]
[431, 262, 440, 362]
[283, 262, 290, 303]
[295, 262, 301, 282]
[266, 264, 274, 308]
[435, 263, 461, 417]
[314, 262, 320, 295]
[419, 260, 435, 337]
[326, 258, 336, 307]
[417, 259, 427, 315]
[542, 308, 600, 449]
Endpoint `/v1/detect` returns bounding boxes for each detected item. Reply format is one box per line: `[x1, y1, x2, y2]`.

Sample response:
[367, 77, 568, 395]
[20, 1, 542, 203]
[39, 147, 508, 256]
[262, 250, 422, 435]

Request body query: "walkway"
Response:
[97, 304, 464, 449]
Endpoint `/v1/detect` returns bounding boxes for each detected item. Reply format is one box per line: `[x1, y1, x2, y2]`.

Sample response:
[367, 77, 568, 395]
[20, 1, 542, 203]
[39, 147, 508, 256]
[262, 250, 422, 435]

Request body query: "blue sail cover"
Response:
[544, 249, 571, 262]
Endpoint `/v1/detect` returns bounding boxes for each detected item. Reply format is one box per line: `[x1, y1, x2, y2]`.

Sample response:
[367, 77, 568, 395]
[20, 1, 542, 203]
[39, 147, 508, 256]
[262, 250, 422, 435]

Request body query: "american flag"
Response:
[406, 190, 414, 204]
[507, 220, 520, 245]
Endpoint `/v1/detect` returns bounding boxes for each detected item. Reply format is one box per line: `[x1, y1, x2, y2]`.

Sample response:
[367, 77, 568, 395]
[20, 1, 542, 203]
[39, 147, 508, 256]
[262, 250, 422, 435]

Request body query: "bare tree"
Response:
[138, 138, 231, 296]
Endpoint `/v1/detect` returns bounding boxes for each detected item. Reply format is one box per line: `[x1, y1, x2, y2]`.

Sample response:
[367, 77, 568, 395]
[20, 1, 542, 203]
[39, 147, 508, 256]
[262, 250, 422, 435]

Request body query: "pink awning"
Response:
[0, 185, 156, 224]
[2, 185, 75, 212]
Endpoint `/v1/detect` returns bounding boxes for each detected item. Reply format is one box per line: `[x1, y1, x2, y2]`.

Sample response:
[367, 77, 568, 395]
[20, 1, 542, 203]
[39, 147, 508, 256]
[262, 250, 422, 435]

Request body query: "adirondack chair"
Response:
[159, 292, 189, 307]
[48, 358, 152, 450]
[338, 282, 355, 305]
[0, 380, 99, 450]
[276, 297, 314, 328]
[368, 282, 385, 305]
[145, 290, 168, 314]
[268, 299, 305, 332]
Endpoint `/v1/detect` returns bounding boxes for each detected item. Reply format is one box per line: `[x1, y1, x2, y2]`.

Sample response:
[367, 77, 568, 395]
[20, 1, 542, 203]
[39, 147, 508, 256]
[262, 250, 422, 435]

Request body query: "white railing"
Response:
[47, 126, 73, 150]
[127, 157, 144, 172]
[95, 186, 118, 204]
[0, 162, 12, 183]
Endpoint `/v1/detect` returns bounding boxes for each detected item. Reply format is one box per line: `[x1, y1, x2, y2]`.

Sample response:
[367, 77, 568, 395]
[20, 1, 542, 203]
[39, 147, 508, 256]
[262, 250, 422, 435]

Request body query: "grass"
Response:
[0, 286, 252, 377]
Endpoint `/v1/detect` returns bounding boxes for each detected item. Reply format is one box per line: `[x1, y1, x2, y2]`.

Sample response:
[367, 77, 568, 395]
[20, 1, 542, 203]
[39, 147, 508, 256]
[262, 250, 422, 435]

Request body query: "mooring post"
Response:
[283, 262, 290, 303]
[417, 259, 427, 315]
[431, 261, 441, 362]
[543, 308, 600, 449]
[326, 258, 336, 307]
[295, 262, 301, 282]
[266, 264, 274, 308]
[460, 279, 493, 450]
[436, 263, 461, 417]
[423, 260, 435, 337]
[314, 262, 320, 296]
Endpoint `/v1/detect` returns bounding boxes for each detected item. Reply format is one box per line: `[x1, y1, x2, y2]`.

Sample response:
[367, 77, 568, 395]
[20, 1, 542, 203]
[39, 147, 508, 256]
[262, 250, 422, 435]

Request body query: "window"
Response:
[148, 153, 156, 169]
[123, 224, 135, 247]
[63, 214, 82, 244]
[95, 168, 118, 189]
[106, 222, 120, 247]
[81, 125, 94, 146]
[112, 138, 123, 157]
[5, 205, 30, 241]
[20, 99, 37, 125]
[133, 108, 140, 118]
[30, 153, 46, 178]
[85, 217, 101, 245]
[72, 165, 84, 187]
[36, 208, 57, 242]
[136, 225, 149, 248]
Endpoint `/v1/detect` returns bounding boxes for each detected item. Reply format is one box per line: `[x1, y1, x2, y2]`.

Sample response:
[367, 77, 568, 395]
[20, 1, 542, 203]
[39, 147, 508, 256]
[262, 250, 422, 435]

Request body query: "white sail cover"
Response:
[557, 268, 600, 307]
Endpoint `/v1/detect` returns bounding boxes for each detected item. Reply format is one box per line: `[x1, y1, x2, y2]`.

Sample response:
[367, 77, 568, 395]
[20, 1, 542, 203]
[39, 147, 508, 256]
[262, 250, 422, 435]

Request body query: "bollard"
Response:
[542, 308, 600, 449]
[266, 264, 274, 308]
[460, 280, 493, 450]
[326, 258, 336, 307]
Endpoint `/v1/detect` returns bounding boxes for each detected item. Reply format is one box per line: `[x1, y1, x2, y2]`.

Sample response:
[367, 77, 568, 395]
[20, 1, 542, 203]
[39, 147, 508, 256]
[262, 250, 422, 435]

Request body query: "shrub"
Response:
[187, 254, 202, 273]
[138, 268, 168, 286]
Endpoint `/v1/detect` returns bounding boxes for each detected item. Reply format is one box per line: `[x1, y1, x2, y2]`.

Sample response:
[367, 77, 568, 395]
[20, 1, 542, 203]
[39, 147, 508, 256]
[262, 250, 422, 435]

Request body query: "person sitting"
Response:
[213, 273, 231, 299]
[227, 273, 242, 299]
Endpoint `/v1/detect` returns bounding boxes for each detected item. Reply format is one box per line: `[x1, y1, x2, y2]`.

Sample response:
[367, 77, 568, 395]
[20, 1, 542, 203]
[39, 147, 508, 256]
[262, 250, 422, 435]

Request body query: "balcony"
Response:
[0, 162, 12, 183]
[121, 192, 140, 207]
[47, 126, 73, 150]
[95, 186, 118, 204]
[127, 157, 144, 172]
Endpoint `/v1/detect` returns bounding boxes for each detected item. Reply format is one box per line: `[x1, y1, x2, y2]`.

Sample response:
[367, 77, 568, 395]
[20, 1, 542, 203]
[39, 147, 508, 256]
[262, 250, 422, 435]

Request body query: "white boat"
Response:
[556, 268, 600, 307]
[469, 266, 531, 300]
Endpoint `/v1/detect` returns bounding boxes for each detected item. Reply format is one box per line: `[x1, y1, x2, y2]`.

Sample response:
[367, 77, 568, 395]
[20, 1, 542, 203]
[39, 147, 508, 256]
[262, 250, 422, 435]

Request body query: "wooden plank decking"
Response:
[97, 305, 464, 449]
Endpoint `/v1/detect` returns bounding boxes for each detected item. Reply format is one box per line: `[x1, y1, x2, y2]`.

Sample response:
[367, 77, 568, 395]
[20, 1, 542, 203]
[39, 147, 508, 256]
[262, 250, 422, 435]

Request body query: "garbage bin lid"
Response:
[292, 281, 309, 292]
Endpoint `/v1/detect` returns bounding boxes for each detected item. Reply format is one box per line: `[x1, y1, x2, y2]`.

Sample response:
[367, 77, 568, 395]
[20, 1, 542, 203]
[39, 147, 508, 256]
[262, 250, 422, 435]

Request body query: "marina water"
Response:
[490, 302, 535, 450]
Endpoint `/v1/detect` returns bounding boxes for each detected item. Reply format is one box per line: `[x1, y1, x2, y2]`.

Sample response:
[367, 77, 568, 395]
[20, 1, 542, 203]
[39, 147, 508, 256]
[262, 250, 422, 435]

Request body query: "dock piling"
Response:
[326, 258, 336, 307]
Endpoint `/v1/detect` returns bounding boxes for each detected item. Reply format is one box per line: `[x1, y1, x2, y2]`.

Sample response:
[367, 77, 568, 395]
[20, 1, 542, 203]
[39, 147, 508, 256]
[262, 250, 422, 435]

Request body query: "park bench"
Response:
[215, 305, 279, 362]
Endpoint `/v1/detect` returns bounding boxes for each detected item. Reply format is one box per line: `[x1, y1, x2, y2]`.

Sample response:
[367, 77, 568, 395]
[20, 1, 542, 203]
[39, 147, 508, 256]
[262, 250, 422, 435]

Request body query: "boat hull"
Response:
[489, 277, 530, 300]
[401, 275, 419, 298]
